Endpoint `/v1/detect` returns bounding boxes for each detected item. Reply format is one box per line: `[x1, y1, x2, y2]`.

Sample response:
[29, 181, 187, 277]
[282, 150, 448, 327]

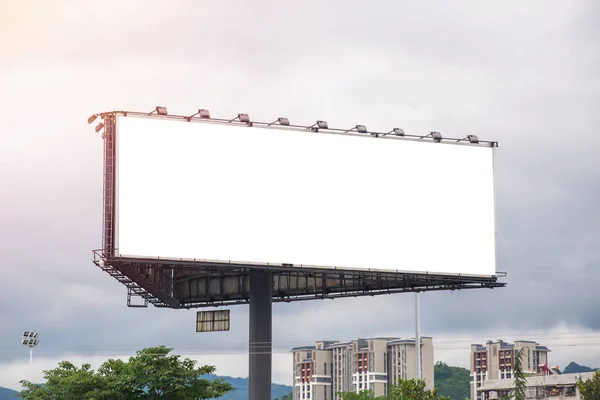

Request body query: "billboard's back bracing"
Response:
[114, 114, 497, 277]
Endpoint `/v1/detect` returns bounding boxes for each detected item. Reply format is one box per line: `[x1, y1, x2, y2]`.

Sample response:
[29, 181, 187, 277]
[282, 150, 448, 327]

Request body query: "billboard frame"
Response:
[91, 109, 505, 309]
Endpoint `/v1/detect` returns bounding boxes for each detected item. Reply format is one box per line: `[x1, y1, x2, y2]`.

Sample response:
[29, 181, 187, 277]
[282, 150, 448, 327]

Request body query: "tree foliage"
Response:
[387, 379, 449, 400]
[501, 348, 527, 400]
[433, 361, 470, 400]
[338, 389, 385, 400]
[18, 346, 234, 400]
[577, 371, 600, 400]
[339, 379, 449, 400]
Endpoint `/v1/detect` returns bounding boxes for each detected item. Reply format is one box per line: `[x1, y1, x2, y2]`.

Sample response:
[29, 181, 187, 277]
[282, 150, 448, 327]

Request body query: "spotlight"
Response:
[308, 120, 328, 131]
[95, 123, 105, 133]
[237, 113, 250, 123]
[309, 120, 328, 130]
[393, 128, 405, 136]
[87, 114, 98, 125]
[467, 134, 479, 144]
[155, 106, 168, 115]
[268, 117, 291, 126]
[187, 109, 211, 121]
[355, 125, 368, 133]
[430, 131, 442, 142]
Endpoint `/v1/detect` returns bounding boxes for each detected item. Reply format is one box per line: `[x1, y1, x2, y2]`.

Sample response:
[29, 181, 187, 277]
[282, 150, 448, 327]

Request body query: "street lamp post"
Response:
[21, 331, 40, 382]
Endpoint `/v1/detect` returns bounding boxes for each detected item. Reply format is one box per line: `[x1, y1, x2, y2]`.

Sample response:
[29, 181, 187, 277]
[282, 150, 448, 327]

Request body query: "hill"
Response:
[563, 361, 598, 374]
[0, 377, 292, 400]
[202, 375, 292, 400]
[434, 361, 470, 400]
[0, 386, 18, 400]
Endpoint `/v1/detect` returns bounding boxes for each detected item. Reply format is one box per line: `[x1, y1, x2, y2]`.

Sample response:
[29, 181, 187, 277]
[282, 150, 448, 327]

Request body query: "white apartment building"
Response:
[478, 371, 595, 400]
[291, 337, 434, 400]
[470, 340, 551, 400]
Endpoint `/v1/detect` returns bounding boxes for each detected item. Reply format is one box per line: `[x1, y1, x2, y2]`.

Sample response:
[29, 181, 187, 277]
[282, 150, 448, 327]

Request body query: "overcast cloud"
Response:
[1, 0, 599, 391]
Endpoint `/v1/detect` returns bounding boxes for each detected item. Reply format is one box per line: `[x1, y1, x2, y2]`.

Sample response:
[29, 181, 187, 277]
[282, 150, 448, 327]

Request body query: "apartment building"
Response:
[291, 337, 434, 400]
[470, 340, 551, 400]
[478, 371, 595, 400]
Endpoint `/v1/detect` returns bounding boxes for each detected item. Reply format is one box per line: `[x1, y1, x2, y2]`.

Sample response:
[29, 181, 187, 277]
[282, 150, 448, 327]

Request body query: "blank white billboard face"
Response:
[115, 115, 497, 276]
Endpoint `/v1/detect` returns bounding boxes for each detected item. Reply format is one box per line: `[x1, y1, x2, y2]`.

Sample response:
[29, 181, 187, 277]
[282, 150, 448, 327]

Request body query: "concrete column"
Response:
[249, 271, 273, 400]
[415, 291, 421, 380]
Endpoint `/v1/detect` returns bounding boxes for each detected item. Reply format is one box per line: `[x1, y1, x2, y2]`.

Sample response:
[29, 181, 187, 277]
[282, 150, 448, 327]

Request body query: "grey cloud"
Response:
[1, 0, 599, 379]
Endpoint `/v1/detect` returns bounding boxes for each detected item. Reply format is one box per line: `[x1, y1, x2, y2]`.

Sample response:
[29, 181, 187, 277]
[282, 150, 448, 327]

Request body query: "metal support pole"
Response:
[249, 271, 273, 400]
[29, 347, 33, 382]
[415, 292, 421, 380]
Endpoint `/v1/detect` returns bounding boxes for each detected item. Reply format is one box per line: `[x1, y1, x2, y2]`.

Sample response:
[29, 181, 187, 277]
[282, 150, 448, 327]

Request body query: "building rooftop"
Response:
[478, 372, 596, 392]
[291, 336, 433, 352]
[290, 345, 317, 351]
[471, 340, 551, 352]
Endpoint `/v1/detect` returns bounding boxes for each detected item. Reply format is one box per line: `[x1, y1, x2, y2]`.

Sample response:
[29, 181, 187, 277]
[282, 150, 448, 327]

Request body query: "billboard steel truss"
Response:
[90, 108, 505, 309]
[92, 250, 505, 309]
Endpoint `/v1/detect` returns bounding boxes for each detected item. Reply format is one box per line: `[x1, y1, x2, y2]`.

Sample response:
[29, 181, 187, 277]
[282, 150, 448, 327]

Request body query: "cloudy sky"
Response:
[1, 0, 599, 391]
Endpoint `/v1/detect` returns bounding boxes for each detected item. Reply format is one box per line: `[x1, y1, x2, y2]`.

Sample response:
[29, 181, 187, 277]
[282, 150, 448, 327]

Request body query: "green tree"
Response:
[501, 348, 527, 400]
[18, 346, 234, 400]
[275, 394, 293, 400]
[577, 371, 600, 400]
[338, 389, 385, 400]
[387, 379, 449, 400]
[339, 379, 448, 400]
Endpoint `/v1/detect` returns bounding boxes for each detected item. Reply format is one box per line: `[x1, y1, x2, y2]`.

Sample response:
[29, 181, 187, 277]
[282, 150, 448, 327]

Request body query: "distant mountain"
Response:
[0, 386, 18, 400]
[0, 376, 292, 400]
[202, 375, 292, 400]
[434, 361, 470, 400]
[563, 362, 598, 374]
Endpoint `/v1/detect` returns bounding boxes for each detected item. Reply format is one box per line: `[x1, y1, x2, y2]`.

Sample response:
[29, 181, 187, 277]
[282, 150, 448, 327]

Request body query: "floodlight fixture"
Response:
[421, 131, 443, 142]
[149, 106, 168, 115]
[355, 125, 368, 133]
[229, 113, 251, 124]
[95, 123, 105, 133]
[344, 124, 368, 134]
[21, 331, 39, 348]
[188, 109, 211, 120]
[308, 120, 328, 131]
[87, 114, 98, 124]
[268, 117, 290, 126]
[467, 134, 479, 143]
[392, 128, 405, 136]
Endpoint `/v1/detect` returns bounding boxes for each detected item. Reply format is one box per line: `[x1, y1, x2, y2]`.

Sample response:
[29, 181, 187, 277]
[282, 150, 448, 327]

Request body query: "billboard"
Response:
[114, 115, 497, 276]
